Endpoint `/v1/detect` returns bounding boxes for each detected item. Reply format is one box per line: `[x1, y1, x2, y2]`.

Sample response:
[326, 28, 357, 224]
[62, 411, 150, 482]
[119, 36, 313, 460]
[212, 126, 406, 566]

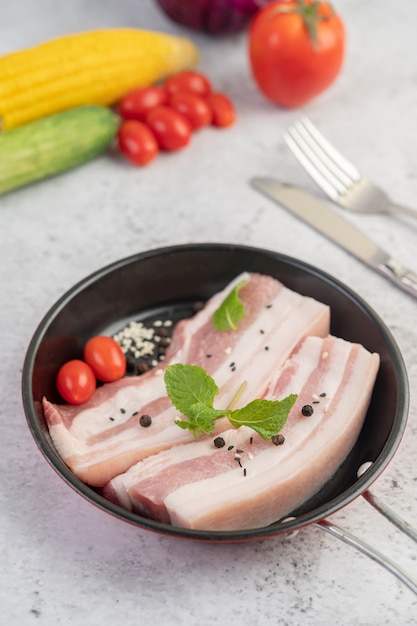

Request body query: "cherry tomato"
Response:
[249, 0, 345, 108]
[145, 106, 192, 151]
[169, 92, 213, 130]
[56, 360, 96, 405]
[206, 93, 236, 127]
[83, 336, 126, 383]
[117, 120, 159, 166]
[118, 86, 168, 121]
[165, 71, 212, 98]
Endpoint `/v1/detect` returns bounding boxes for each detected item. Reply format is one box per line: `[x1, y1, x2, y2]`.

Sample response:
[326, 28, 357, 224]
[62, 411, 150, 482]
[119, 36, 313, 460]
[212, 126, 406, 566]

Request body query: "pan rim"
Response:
[21, 242, 410, 541]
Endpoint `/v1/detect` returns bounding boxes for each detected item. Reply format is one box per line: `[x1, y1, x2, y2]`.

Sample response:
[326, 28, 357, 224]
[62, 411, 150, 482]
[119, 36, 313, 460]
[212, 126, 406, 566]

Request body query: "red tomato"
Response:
[165, 71, 212, 98]
[118, 86, 168, 121]
[117, 120, 159, 166]
[249, 0, 345, 108]
[146, 106, 192, 151]
[56, 360, 96, 405]
[84, 336, 126, 383]
[207, 93, 236, 127]
[169, 92, 213, 130]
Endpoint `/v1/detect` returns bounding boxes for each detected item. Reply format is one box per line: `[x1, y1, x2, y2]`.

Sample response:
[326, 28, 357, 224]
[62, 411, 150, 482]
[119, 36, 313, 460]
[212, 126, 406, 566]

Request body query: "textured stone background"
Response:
[1, 1, 416, 624]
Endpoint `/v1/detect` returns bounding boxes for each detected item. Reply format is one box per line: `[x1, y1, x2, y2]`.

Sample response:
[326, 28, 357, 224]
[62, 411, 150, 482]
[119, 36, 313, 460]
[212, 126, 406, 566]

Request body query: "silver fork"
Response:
[284, 117, 417, 219]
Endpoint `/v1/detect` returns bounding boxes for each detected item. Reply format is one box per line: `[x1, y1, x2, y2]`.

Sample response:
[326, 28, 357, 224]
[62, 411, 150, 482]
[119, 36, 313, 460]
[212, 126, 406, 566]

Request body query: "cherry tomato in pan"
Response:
[169, 92, 213, 130]
[207, 93, 236, 127]
[56, 360, 96, 405]
[118, 86, 168, 121]
[84, 336, 126, 383]
[117, 120, 159, 166]
[165, 70, 212, 98]
[146, 106, 192, 151]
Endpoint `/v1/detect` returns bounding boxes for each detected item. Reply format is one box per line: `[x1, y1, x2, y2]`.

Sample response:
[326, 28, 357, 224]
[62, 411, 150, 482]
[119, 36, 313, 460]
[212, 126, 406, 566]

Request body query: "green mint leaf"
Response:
[212, 279, 247, 331]
[165, 363, 297, 441]
[175, 413, 216, 437]
[228, 394, 298, 440]
[165, 364, 227, 437]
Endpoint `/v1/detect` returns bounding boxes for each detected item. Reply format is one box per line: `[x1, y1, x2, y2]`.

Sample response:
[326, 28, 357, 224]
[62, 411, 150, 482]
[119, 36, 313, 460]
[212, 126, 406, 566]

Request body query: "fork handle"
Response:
[388, 202, 417, 219]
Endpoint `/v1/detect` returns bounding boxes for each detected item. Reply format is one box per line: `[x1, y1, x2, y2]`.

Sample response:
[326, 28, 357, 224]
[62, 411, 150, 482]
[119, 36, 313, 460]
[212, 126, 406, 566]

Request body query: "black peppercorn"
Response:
[139, 414, 152, 428]
[214, 436, 226, 448]
[272, 433, 285, 446]
[301, 404, 314, 417]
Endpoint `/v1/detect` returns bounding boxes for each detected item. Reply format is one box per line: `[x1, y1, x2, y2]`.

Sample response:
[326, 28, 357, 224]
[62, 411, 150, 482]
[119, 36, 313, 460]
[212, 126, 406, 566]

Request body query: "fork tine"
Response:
[284, 123, 346, 200]
[284, 118, 364, 201]
[290, 119, 355, 191]
[299, 118, 361, 183]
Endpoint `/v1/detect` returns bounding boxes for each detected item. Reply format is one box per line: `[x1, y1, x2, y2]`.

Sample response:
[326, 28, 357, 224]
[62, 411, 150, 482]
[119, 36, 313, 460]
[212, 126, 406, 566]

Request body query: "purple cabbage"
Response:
[155, 0, 272, 36]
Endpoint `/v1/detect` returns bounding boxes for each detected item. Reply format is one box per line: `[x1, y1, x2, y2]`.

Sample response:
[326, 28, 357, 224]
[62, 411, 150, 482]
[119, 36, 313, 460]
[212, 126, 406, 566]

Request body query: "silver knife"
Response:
[251, 177, 417, 299]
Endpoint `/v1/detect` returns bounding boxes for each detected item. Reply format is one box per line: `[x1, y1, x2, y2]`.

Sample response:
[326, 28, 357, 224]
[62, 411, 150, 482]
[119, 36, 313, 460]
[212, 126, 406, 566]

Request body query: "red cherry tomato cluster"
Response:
[56, 336, 126, 405]
[116, 70, 236, 167]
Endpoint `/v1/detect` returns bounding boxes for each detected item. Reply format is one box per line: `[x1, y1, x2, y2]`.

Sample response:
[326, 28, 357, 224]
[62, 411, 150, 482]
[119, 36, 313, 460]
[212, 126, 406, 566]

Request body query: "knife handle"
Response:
[379, 258, 417, 299]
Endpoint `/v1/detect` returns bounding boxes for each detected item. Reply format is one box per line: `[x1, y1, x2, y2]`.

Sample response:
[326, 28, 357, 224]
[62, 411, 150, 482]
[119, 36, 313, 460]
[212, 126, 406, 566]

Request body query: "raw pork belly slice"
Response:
[43, 272, 330, 487]
[103, 335, 379, 531]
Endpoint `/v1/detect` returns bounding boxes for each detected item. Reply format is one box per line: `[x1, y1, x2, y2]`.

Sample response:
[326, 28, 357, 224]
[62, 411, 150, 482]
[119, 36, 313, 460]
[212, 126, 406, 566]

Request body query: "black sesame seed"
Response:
[206, 354, 212, 358]
[312, 401, 320, 404]
[301, 404, 314, 417]
[139, 414, 152, 427]
[243, 468, 247, 477]
[250, 437, 253, 445]
[266, 304, 273, 309]
[264, 346, 269, 351]
[320, 392, 327, 397]
[227, 445, 234, 451]
[236, 449, 244, 454]
[214, 437, 226, 448]
[259, 329, 265, 334]
[231, 366, 236, 372]
[109, 417, 115, 421]
[120, 408, 126, 414]
[132, 411, 138, 416]
[229, 362, 235, 367]
[272, 433, 285, 446]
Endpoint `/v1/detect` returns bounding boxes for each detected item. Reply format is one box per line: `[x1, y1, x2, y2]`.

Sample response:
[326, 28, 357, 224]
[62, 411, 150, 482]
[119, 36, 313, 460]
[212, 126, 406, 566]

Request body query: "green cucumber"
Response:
[0, 105, 120, 195]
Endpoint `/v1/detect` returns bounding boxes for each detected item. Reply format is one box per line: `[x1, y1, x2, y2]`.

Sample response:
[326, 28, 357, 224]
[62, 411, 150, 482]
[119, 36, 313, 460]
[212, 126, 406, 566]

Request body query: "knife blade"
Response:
[251, 177, 417, 299]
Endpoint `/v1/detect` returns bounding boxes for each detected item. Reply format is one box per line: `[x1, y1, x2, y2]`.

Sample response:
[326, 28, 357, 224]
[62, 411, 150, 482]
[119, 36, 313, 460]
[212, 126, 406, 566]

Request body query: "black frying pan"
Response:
[21, 244, 416, 590]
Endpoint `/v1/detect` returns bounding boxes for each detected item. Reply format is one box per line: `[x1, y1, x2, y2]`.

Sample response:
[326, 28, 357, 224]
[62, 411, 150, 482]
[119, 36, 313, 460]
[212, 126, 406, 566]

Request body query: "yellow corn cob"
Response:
[0, 28, 199, 130]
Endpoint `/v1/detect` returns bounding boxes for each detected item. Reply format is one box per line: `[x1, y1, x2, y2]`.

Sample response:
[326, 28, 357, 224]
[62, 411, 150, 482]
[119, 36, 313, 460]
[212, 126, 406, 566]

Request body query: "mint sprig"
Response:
[212, 279, 247, 331]
[164, 363, 297, 439]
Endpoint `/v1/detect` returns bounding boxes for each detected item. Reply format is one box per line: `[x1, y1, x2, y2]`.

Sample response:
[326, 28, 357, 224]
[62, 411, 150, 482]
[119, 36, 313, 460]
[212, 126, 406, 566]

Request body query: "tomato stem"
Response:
[269, 0, 335, 50]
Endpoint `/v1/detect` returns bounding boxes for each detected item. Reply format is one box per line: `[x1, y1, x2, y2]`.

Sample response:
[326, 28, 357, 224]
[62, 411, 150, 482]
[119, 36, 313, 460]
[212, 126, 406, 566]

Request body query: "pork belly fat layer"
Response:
[43, 272, 330, 487]
[105, 335, 379, 531]
[166, 337, 379, 531]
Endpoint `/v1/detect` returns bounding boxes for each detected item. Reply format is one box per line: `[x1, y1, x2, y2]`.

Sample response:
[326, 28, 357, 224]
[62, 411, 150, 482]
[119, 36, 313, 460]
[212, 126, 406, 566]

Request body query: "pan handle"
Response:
[357, 463, 417, 544]
[315, 519, 417, 595]
[361, 488, 417, 543]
